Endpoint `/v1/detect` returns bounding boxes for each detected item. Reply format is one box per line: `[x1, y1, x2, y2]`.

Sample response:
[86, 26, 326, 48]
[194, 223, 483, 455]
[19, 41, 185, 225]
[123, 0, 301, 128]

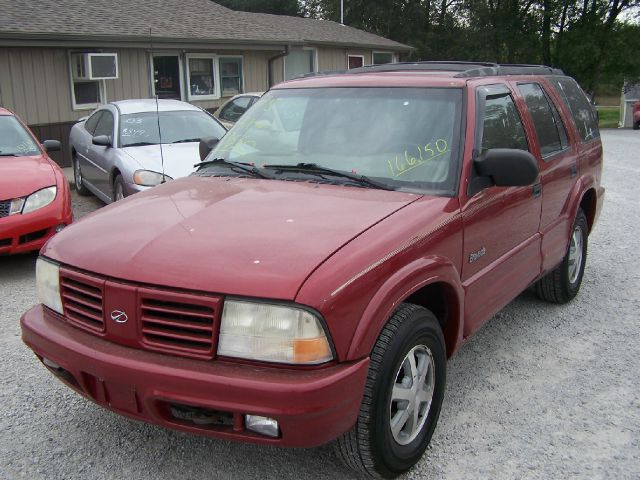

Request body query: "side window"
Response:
[94, 111, 114, 138]
[481, 94, 528, 151]
[84, 111, 103, 135]
[548, 77, 599, 142]
[219, 96, 252, 123]
[518, 83, 566, 158]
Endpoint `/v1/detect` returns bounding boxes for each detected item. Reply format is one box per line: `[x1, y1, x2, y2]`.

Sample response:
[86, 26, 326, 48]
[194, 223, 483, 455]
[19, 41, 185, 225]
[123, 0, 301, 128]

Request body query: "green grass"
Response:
[597, 106, 620, 129]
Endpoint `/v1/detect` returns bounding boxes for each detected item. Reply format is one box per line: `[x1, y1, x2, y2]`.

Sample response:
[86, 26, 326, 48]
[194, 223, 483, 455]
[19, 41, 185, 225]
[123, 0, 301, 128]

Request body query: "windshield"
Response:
[0, 116, 40, 156]
[119, 110, 226, 147]
[209, 87, 463, 194]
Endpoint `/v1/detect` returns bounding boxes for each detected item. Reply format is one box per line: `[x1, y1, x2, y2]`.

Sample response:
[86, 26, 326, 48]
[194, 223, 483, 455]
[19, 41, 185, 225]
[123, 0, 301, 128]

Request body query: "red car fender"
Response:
[345, 255, 464, 361]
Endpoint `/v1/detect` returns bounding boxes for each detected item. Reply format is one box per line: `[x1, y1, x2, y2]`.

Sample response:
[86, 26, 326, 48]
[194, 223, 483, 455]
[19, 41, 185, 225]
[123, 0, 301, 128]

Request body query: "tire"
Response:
[335, 303, 446, 478]
[535, 208, 588, 303]
[72, 154, 90, 196]
[633, 120, 639, 130]
[113, 174, 126, 202]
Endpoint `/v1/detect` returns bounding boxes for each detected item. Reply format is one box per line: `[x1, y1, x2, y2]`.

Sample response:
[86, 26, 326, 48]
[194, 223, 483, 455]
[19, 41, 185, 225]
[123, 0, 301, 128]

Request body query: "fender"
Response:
[346, 255, 464, 361]
[566, 173, 597, 231]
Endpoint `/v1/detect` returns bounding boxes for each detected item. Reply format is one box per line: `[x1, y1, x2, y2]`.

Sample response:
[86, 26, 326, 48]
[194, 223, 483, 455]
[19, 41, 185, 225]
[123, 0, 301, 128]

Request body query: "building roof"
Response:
[0, 0, 410, 51]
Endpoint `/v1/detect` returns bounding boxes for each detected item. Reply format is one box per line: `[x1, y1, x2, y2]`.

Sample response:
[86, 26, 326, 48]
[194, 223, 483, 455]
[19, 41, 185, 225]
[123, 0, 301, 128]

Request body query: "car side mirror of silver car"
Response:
[92, 135, 112, 148]
[199, 137, 220, 161]
[42, 140, 61, 152]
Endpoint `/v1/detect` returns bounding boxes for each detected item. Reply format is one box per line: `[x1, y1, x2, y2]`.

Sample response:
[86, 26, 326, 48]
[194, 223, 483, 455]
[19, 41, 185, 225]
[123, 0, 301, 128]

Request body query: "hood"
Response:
[0, 154, 56, 199]
[44, 177, 420, 300]
[122, 143, 200, 179]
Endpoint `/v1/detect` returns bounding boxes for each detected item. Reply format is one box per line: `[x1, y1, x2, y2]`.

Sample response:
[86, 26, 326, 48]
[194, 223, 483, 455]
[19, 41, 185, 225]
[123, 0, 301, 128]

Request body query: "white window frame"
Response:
[283, 47, 318, 81]
[68, 51, 105, 111]
[218, 55, 245, 98]
[150, 52, 185, 101]
[185, 53, 220, 101]
[347, 54, 366, 69]
[372, 51, 396, 65]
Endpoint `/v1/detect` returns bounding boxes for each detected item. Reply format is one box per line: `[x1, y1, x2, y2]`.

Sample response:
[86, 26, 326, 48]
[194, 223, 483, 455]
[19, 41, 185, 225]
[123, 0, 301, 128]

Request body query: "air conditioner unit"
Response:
[71, 53, 118, 81]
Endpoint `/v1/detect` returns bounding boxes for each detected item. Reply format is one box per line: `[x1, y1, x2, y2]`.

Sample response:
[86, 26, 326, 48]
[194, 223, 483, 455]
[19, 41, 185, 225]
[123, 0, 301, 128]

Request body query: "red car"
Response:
[21, 63, 604, 477]
[0, 108, 72, 255]
[633, 100, 640, 130]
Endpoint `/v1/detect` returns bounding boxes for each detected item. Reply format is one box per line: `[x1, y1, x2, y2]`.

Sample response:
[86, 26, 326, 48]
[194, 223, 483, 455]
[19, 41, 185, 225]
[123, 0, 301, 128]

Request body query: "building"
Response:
[620, 82, 640, 128]
[0, 0, 410, 165]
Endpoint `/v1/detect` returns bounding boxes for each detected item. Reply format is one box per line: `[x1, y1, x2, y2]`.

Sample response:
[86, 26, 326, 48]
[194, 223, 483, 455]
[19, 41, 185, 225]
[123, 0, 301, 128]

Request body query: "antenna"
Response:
[149, 27, 167, 183]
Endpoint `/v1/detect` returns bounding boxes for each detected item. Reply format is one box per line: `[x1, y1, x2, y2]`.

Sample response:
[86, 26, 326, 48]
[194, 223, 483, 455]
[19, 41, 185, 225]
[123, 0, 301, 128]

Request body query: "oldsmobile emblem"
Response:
[110, 310, 128, 324]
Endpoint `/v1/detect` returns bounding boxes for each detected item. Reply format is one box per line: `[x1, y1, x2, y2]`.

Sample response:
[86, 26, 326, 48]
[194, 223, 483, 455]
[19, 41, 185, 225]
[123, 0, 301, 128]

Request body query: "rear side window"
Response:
[84, 111, 103, 135]
[518, 83, 568, 158]
[219, 96, 252, 123]
[548, 77, 599, 142]
[481, 94, 528, 151]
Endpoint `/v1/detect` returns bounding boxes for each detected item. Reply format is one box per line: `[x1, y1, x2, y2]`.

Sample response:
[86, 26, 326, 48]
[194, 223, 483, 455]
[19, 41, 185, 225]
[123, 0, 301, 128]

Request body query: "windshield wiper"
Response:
[172, 138, 201, 144]
[194, 158, 272, 179]
[263, 163, 394, 191]
[123, 142, 157, 147]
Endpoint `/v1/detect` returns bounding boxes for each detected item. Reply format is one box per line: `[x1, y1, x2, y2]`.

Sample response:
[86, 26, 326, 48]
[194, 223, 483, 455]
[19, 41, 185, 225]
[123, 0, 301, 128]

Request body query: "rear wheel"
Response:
[73, 154, 90, 196]
[633, 120, 639, 130]
[335, 303, 446, 478]
[535, 208, 588, 303]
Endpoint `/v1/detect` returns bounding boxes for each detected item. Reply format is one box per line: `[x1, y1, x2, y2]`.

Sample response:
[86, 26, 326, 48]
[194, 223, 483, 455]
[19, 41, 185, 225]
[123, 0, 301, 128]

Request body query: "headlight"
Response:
[22, 186, 56, 214]
[218, 300, 333, 365]
[36, 258, 63, 315]
[133, 170, 172, 186]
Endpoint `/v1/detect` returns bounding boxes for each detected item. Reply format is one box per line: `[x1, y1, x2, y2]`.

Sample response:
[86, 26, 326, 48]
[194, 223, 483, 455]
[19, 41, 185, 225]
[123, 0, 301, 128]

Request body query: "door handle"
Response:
[570, 163, 577, 178]
[532, 183, 542, 198]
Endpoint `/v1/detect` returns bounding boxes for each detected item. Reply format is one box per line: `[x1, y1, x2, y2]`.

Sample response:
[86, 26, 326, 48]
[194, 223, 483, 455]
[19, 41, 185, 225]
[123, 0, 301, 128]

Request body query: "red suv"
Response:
[21, 62, 604, 478]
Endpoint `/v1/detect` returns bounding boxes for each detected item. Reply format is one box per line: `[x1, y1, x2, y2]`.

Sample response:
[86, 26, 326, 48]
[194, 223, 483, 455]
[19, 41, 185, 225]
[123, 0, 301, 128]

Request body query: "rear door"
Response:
[460, 84, 542, 337]
[516, 81, 578, 273]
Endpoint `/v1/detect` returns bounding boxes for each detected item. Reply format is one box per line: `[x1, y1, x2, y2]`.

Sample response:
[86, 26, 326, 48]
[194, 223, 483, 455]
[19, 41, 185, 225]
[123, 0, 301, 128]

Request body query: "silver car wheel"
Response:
[74, 158, 82, 190]
[389, 344, 435, 445]
[114, 182, 125, 201]
[568, 225, 584, 284]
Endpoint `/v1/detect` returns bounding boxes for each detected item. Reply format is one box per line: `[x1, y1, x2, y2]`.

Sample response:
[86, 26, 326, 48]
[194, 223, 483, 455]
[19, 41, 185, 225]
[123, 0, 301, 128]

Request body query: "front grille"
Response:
[0, 200, 10, 218]
[60, 272, 105, 333]
[140, 294, 216, 358]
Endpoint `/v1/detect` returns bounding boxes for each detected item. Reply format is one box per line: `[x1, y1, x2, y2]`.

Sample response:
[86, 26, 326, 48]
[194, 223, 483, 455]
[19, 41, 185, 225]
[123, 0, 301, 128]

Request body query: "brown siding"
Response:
[29, 122, 76, 167]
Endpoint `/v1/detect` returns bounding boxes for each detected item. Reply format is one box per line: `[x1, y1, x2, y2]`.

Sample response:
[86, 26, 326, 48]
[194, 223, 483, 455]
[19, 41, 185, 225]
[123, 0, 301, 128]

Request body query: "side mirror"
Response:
[474, 149, 538, 187]
[199, 136, 220, 161]
[92, 135, 112, 147]
[42, 140, 61, 152]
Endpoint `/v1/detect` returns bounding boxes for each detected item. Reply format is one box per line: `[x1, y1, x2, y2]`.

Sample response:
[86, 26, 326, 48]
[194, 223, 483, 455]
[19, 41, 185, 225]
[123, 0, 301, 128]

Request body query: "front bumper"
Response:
[0, 197, 72, 255]
[21, 305, 369, 447]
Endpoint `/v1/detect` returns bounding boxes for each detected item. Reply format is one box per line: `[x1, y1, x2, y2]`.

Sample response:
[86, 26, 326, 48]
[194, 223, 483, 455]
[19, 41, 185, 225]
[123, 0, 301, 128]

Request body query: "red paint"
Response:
[0, 108, 73, 255]
[21, 70, 605, 447]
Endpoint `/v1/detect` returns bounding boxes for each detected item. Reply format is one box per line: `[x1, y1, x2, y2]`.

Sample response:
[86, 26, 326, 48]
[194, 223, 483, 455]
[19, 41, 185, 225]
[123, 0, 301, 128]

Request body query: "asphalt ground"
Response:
[1, 129, 638, 479]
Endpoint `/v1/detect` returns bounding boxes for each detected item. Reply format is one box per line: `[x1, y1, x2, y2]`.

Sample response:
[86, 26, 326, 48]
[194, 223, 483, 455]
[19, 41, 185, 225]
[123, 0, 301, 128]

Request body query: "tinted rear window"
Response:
[547, 77, 599, 143]
[518, 83, 567, 158]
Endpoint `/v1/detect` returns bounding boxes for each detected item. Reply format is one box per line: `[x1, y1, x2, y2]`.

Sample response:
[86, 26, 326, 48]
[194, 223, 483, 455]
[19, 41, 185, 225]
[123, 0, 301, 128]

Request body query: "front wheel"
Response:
[113, 174, 126, 202]
[335, 304, 446, 478]
[535, 208, 588, 303]
[73, 154, 90, 196]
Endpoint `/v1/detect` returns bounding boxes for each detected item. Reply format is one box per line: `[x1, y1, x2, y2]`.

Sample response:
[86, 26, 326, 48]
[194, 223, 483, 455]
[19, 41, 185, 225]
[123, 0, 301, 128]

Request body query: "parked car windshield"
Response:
[209, 87, 463, 194]
[0, 116, 40, 156]
[119, 110, 226, 147]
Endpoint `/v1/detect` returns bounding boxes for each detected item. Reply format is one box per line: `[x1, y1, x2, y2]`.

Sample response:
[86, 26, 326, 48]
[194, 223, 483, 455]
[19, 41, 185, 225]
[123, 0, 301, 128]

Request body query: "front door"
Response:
[153, 56, 182, 100]
[460, 84, 543, 337]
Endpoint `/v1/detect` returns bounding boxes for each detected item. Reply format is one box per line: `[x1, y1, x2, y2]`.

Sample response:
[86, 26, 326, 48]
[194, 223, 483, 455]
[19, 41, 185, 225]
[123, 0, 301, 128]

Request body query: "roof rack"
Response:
[293, 61, 564, 80]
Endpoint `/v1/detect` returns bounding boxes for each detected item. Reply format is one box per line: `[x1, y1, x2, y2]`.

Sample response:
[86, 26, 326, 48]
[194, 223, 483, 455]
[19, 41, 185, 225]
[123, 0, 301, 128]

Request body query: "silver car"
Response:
[70, 99, 227, 202]
[214, 92, 263, 129]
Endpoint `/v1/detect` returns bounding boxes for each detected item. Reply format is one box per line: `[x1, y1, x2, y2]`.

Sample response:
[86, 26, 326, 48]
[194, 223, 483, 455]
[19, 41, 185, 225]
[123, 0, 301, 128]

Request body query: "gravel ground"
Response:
[1, 130, 639, 479]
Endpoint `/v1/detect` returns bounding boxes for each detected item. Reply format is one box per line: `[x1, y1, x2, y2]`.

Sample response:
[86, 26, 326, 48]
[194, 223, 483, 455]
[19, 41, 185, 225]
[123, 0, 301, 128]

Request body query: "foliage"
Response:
[216, 0, 300, 15]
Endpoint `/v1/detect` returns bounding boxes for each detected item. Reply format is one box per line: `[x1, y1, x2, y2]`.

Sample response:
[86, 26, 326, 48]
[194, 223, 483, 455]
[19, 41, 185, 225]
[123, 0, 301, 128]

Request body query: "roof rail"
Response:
[293, 61, 565, 79]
